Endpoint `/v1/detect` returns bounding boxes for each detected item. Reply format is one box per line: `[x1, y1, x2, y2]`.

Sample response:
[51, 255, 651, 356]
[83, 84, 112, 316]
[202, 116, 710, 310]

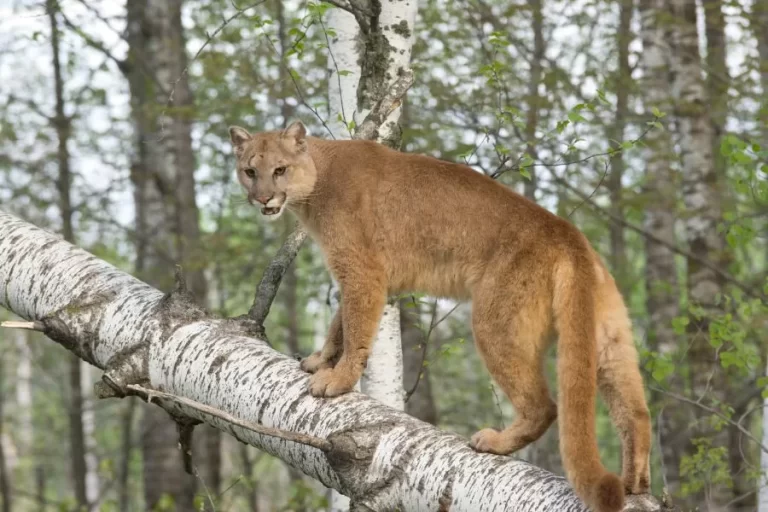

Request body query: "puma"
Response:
[229, 121, 651, 512]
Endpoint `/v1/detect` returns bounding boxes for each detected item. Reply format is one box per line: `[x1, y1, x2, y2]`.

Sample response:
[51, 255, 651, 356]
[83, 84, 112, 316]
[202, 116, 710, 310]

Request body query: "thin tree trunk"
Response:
[670, 0, 730, 508]
[35, 465, 46, 511]
[0, 356, 11, 512]
[14, 329, 33, 490]
[118, 399, 136, 512]
[47, 1, 97, 507]
[638, 0, 682, 496]
[239, 445, 259, 512]
[756, 0, 768, 148]
[704, 0, 728, 179]
[607, 0, 632, 293]
[704, 1, 750, 506]
[523, 0, 544, 201]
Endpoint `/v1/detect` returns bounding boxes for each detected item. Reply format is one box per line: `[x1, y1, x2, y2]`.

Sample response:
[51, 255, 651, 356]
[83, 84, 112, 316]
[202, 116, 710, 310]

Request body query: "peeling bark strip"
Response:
[2, 209, 630, 511]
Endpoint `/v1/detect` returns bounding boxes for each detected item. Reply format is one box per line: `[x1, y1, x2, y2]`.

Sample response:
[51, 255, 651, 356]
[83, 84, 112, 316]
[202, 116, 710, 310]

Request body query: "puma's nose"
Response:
[255, 195, 272, 205]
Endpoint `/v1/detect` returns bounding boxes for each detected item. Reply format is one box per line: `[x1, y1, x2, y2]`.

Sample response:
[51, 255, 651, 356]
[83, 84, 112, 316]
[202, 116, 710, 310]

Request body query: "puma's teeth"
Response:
[262, 207, 280, 215]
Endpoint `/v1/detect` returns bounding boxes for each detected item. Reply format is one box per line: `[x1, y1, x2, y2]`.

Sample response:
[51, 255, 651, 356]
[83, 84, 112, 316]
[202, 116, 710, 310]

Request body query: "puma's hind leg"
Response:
[597, 324, 652, 494]
[469, 280, 556, 455]
[301, 307, 343, 373]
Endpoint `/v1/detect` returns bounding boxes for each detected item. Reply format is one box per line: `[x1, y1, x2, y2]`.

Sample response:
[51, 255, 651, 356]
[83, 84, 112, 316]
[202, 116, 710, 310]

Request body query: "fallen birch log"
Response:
[0, 210, 664, 512]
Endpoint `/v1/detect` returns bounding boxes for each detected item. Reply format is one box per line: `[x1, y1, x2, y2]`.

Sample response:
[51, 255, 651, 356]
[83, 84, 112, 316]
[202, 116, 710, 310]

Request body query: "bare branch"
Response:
[355, 69, 415, 141]
[323, 0, 375, 32]
[649, 385, 768, 456]
[248, 223, 308, 326]
[57, 9, 128, 74]
[127, 384, 332, 452]
[548, 169, 766, 303]
[1, 321, 45, 332]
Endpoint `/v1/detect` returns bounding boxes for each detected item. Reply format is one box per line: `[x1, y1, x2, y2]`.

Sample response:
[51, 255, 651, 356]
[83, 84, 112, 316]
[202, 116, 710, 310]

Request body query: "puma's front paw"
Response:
[469, 428, 507, 455]
[308, 368, 356, 397]
[300, 351, 332, 374]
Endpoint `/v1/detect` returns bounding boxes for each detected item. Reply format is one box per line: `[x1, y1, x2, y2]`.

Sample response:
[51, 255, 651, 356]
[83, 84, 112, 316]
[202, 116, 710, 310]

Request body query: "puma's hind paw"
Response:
[469, 428, 509, 455]
[300, 351, 333, 374]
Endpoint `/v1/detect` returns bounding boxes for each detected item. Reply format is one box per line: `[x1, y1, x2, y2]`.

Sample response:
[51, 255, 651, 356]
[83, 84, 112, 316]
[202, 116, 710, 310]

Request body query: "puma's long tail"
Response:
[553, 254, 624, 512]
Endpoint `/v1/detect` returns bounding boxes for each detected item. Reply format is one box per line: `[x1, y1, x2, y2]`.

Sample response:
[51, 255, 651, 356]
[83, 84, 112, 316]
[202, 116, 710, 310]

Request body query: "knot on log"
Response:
[325, 422, 400, 502]
[157, 265, 210, 339]
[98, 343, 150, 397]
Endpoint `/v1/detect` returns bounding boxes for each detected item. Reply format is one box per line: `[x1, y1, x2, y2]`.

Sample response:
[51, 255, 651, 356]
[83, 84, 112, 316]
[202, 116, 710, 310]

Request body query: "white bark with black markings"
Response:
[0, 209, 609, 512]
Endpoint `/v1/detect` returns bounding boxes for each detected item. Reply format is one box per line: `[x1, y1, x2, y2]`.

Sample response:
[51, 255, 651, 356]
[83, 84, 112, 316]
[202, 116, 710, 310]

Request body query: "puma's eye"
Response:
[244, 168, 256, 178]
[274, 166, 287, 176]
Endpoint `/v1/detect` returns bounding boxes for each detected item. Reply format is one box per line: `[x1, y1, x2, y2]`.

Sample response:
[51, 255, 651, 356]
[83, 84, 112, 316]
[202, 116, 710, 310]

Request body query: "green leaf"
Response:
[651, 106, 666, 118]
[671, 316, 689, 335]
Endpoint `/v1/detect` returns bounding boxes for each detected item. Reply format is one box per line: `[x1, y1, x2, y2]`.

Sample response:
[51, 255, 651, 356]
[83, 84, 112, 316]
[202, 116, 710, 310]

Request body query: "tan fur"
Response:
[229, 121, 652, 512]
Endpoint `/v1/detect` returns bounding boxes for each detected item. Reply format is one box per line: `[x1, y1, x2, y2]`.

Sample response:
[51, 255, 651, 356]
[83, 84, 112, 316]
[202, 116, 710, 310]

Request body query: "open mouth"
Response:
[261, 206, 281, 216]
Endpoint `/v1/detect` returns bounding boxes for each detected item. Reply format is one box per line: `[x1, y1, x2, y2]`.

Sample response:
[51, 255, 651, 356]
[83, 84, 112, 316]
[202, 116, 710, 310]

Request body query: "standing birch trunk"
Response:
[328, 2, 417, 506]
[324, 2, 417, 507]
[326, 9, 365, 510]
[325, 0, 418, 428]
[638, 0, 682, 496]
[669, 0, 730, 508]
[0, 209, 668, 512]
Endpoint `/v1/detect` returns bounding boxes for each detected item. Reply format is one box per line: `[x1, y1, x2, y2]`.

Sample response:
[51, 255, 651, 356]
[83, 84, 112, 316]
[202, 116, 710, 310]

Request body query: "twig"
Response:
[649, 385, 768, 455]
[323, 0, 375, 33]
[566, 159, 609, 218]
[126, 384, 332, 452]
[549, 170, 766, 302]
[0, 321, 45, 332]
[57, 9, 128, 74]
[261, 33, 337, 139]
[248, 223, 308, 327]
[490, 115, 660, 180]
[404, 301, 459, 402]
[319, 15, 353, 138]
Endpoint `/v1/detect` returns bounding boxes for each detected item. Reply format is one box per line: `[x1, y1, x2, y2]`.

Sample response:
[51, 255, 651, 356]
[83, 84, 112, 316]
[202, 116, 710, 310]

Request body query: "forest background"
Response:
[0, 0, 767, 511]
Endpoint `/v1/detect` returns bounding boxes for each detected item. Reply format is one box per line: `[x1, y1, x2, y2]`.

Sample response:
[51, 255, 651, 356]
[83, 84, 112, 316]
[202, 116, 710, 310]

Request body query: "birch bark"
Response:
[669, 0, 730, 508]
[638, 0, 682, 495]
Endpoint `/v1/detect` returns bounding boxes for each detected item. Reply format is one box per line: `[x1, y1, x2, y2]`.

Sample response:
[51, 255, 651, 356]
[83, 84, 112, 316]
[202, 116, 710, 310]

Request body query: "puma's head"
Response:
[229, 121, 317, 221]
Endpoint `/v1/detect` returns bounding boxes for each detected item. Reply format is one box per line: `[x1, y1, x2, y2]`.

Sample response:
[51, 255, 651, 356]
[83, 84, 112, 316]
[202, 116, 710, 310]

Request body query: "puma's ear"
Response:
[229, 126, 251, 154]
[282, 121, 307, 152]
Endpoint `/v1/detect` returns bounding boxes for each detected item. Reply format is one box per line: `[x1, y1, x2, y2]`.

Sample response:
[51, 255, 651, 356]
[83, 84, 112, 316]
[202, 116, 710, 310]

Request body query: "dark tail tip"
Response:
[594, 473, 625, 512]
